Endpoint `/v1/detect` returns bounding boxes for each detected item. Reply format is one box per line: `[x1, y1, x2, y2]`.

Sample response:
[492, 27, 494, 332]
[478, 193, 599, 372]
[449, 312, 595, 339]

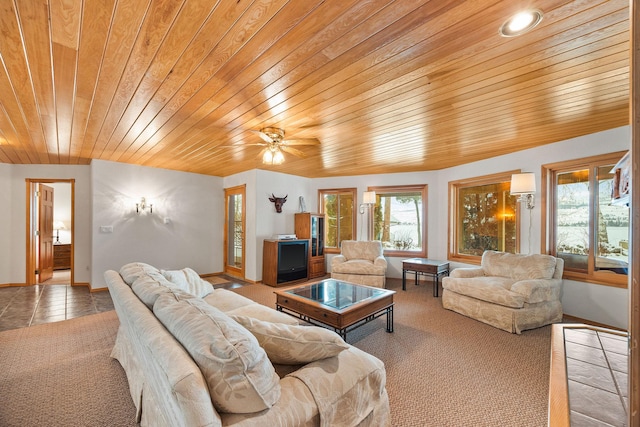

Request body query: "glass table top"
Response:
[284, 279, 389, 310]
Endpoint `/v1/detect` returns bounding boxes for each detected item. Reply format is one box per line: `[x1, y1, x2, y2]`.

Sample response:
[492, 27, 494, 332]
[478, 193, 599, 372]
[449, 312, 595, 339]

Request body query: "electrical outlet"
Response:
[99, 225, 113, 233]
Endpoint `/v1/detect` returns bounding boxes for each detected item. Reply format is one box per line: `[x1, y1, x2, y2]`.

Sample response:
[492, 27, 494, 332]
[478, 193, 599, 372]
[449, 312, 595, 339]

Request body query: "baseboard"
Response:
[0, 283, 28, 287]
[562, 314, 626, 332]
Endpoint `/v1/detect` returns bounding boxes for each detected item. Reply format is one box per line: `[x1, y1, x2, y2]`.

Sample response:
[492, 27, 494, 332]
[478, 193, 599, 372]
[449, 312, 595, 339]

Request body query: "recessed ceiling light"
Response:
[499, 9, 543, 37]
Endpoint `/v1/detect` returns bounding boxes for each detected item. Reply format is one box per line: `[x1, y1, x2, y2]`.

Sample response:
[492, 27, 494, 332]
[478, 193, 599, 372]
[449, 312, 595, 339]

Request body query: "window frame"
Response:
[318, 188, 357, 254]
[367, 184, 428, 258]
[448, 170, 522, 265]
[542, 151, 629, 288]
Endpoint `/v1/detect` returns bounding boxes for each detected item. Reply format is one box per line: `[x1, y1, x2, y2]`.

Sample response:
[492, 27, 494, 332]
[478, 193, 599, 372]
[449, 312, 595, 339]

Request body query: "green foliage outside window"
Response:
[457, 182, 517, 256]
[321, 190, 354, 249]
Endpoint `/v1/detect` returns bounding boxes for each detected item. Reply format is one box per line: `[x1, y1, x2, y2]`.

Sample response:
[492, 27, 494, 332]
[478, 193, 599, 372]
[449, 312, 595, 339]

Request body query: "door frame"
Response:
[25, 179, 75, 286]
[224, 184, 246, 279]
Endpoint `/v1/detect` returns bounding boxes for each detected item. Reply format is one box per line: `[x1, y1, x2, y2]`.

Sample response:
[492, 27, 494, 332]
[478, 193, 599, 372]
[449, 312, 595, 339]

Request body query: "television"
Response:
[277, 240, 308, 283]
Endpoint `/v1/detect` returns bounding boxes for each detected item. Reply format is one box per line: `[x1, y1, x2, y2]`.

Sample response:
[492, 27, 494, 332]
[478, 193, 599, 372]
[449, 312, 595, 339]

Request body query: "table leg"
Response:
[433, 274, 438, 297]
[386, 305, 394, 333]
[402, 268, 406, 291]
[414, 271, 418, 286]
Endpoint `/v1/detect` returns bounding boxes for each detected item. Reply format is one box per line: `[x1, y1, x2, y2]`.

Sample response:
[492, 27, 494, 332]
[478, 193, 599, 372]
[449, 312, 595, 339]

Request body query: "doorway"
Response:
[224, 185, 245, 279]
[26, 179, 75, 286]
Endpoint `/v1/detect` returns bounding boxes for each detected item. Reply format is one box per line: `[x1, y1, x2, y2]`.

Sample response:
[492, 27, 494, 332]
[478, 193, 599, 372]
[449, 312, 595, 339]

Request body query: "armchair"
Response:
[441, 250, 564, 334]
[331, 240, 388, 288]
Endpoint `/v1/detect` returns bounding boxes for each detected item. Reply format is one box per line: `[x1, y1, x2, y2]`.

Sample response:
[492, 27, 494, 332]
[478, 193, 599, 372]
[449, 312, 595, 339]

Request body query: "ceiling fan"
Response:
[247, 127, 320, 165]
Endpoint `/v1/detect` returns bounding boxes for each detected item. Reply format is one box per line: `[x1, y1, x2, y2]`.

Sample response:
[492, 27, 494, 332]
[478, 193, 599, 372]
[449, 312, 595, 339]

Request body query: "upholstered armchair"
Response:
[442, 250, 564, 334]
[331, 240, 388, 288]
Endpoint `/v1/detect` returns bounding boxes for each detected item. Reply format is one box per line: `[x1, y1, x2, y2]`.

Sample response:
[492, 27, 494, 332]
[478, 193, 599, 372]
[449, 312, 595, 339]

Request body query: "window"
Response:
[543, 152, 629, 287]
[449, 172, 520, 263]
[367, 185, 427, 256]
[319, 188, 356, 253]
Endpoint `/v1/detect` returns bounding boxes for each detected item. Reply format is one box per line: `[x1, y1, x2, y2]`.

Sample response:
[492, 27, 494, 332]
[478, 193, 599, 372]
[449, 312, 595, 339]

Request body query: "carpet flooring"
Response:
[0, 278, 552, 426]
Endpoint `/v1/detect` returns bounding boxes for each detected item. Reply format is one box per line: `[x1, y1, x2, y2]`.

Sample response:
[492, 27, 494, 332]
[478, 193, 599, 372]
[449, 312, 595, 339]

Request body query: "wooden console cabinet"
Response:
[295, 213, 325, 279]
[53, 244, 71, 270]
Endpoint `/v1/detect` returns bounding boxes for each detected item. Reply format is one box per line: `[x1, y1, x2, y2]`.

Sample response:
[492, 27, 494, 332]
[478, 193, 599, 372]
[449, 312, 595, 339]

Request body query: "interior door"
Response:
[224, 185, 245, 278]
[38, 184, 54, 283]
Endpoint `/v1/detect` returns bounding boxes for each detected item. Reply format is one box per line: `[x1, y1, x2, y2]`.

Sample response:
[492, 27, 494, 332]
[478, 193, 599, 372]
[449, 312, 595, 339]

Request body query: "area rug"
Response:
[234, 278, 552, 426]
[0, 311, 137, 427]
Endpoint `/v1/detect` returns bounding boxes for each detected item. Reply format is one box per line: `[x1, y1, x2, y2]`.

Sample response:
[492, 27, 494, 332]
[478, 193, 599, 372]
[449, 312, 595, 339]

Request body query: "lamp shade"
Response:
[363, 191, 376, 204]
[510, 173, 536, 195]
[53, 220, 66, 230]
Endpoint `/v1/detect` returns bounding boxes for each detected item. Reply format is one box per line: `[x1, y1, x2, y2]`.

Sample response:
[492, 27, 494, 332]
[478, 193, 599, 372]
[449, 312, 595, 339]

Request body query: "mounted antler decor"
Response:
[268, 194, 287, 213]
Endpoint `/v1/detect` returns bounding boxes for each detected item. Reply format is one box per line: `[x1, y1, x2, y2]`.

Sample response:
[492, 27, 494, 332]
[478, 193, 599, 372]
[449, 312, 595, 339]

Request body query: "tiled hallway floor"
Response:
[0, 272, 251, 332]
[565, 327, 629, 426]
[0, 282, 114, 332]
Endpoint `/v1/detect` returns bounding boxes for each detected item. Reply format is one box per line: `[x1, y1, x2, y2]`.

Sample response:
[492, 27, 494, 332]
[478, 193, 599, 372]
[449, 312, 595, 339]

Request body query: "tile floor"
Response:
[0, 281, 115, 332]
[0, 271, 249, 332]
[565, 327, 629, 426]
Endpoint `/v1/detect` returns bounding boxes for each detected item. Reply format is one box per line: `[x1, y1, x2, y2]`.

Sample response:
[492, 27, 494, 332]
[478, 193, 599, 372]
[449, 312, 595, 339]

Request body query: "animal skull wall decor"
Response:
[269, 194, 287, 213]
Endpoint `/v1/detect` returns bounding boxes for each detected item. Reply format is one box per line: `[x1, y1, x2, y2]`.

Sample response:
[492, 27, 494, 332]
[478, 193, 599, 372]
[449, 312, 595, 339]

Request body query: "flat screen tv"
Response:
[277, 240, 308, 283]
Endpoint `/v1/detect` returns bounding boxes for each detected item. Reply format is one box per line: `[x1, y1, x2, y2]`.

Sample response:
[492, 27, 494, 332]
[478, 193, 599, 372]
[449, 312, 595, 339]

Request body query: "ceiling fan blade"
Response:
[282, 138, 320, 146]
[250, 129, 274, 144]
[281, 146, 306, 157]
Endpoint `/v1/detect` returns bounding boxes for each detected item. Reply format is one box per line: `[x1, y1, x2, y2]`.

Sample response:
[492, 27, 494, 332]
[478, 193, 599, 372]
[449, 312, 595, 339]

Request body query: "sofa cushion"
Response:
[153, 293, 281, 414]
[119, 262, 159, 286]
[161, 267, 214, 298]
[231, 315, 349, 364]
[332, 259, 386, 275]
[442, 276, 525, 308]
[131, 271, 182, 309]
[482, 251, 557, 280]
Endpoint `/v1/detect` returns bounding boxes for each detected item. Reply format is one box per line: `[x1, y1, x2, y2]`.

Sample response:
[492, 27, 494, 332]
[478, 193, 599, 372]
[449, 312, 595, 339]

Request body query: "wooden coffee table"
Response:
[274, 279, 395, 341]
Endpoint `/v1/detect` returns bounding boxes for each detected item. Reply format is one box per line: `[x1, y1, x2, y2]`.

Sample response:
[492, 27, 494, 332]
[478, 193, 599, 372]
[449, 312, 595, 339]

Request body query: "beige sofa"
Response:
[441, 251, 564, 334]
[331, 240, 388, 288]
[105, 262, 390, 426]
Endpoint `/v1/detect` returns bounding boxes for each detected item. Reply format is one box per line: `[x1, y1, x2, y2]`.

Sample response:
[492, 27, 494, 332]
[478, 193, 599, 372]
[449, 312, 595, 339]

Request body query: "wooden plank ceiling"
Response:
[0, 0, 630, 178]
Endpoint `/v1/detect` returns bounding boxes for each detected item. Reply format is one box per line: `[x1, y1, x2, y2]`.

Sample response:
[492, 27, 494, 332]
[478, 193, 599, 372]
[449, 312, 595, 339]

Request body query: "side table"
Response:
[402, 258, 449, 297]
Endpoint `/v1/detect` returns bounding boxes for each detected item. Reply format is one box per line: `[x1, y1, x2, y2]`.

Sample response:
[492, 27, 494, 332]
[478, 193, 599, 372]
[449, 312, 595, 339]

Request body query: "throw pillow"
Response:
[161, 267, 214, 297]
[153, 294, 281, 414]
[119, 262, 158, 286]
[230, 315, 349, 364]
[131, 272, 181, 309]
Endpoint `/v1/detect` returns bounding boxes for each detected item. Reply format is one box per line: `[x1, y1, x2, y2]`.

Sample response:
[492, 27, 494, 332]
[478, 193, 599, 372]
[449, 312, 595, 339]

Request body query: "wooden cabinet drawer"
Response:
[53, 244, 71, 270]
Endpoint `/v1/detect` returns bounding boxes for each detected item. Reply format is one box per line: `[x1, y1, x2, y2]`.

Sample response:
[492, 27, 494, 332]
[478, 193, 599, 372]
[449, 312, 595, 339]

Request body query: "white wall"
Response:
[223, 169, 312, 282]
[310, 126, 630, 329]
[0, 163, 11, 284]
[90, 160, 224, 289]
[0, 126, 630, 328]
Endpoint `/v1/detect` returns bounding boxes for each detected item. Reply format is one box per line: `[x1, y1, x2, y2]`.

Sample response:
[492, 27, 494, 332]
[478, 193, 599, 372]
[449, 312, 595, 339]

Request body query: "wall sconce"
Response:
[361, 191, 376, 240]
[53, 220, 66, 244]
[136, 197, 153, 214]
[510, 173, 536, 209]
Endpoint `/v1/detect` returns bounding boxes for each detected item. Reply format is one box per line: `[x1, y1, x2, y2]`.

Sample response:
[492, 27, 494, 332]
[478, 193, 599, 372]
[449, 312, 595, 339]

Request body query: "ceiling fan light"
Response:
[262, 150, 274, 164]
[273, 149, 285, 165]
